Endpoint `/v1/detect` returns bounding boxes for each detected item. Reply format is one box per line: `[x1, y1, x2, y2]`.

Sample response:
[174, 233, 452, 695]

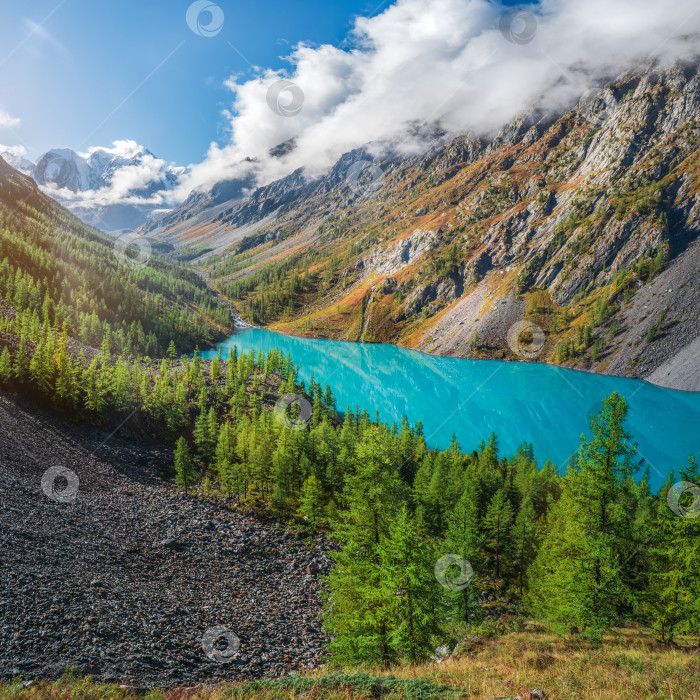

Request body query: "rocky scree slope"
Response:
[0, 392, 330, 688]
[142, 61, 700, 390]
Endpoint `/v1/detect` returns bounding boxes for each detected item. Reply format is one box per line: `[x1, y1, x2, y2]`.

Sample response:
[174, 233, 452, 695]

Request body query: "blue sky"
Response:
[0, 0, 391, 164]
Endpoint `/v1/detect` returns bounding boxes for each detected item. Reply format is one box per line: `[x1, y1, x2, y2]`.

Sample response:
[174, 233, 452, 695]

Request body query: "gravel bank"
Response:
[0, 393, 331, 688]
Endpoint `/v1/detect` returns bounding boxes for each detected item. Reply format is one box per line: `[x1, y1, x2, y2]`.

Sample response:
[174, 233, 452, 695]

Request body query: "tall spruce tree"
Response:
[444, 487, 483, 624]
[511, 496, 538, 597]
[298, 475, 326, 524]
[529, 392, 640, 631]
[0, 347, 11, 384]
[216, 421, 240, 502]
[483, 488, 513, 579]
[323, 428, 406, 667]
[646, 459, 700, 643]
[380, 505, 440, 663]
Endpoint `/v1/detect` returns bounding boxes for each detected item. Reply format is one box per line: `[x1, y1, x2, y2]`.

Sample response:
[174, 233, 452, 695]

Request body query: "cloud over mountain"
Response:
[3, 0, 699, 223]
[0, 140, 185, 233]
[38, 140, 183, 208]
[178, 0, 700, 197]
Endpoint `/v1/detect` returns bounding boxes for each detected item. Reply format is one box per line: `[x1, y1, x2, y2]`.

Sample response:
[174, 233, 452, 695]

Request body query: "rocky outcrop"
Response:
[365, 228, 437, 276]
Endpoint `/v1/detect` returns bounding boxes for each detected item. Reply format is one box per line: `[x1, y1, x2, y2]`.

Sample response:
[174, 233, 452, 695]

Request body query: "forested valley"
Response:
[0, 157, 699, 697]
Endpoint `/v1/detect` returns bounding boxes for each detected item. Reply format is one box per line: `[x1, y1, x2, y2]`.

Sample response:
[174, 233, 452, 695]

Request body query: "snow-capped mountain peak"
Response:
[34, 149, 91, 191]
[0, 141, 186, 235]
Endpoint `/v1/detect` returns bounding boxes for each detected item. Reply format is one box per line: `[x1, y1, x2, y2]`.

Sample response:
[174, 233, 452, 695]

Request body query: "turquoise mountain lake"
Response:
[202, 328, 700, 491]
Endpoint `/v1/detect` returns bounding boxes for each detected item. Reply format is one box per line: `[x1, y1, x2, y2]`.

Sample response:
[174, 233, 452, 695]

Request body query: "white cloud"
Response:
[0, 108, 21, 129]
[177, 0, 700, 198]
[81, 139, 147, 160]
[0, 143, 32, 172]
[0, 144, 27, 158]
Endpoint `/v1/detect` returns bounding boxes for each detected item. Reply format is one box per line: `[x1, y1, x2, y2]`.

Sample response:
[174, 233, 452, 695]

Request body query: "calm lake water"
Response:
[202, 328, 700, 490]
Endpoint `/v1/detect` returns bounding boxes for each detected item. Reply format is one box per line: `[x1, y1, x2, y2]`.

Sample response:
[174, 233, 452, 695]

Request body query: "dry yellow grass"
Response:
[384, 626, 700, 700]
[3, 627, 700, 699]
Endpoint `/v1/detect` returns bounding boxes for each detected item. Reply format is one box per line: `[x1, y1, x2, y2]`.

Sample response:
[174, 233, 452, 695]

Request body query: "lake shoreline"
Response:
[203, 327, 700, 490]
[231, 322, 700, 396]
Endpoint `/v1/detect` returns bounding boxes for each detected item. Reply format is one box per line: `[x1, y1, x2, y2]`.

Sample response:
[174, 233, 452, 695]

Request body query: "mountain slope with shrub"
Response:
[143, 60, 700, 390]
[0, 155, 231, 358]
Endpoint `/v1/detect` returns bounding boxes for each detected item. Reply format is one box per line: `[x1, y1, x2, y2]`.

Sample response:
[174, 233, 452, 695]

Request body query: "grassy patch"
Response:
[4, 629, 700, 699]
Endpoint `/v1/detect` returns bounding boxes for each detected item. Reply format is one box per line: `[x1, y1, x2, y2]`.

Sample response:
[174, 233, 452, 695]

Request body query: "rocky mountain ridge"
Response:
[144, 60, 700, 390]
